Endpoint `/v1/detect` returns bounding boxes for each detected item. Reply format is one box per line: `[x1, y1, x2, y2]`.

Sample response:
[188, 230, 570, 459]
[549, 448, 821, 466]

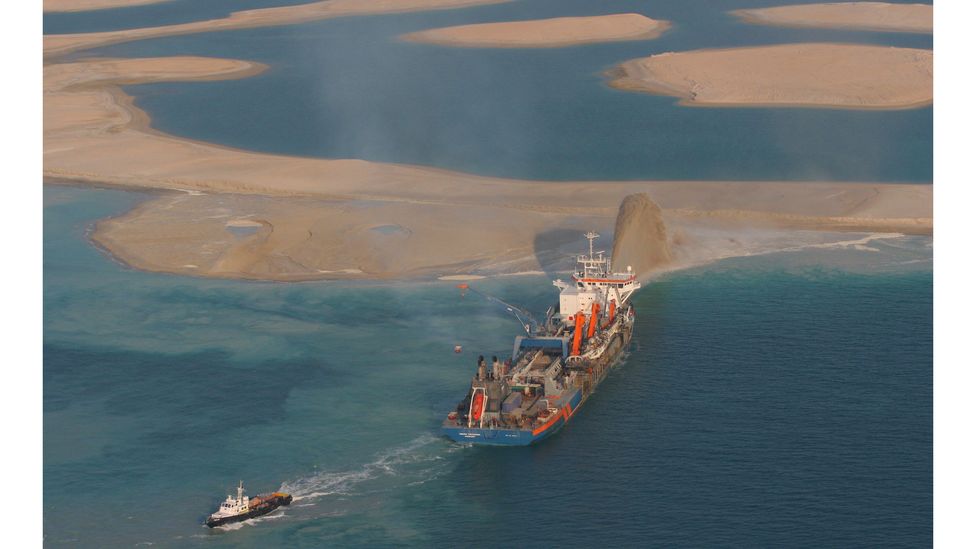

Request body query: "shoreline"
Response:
[44, 55, 931, 282]
[606, 43, 933, 110]
[44, 0, 172, 12]
[730, 3, 933, 34]
[43, 0, 513, 58]
[81, 185, 930, 283]
[400, 14, 671, 48]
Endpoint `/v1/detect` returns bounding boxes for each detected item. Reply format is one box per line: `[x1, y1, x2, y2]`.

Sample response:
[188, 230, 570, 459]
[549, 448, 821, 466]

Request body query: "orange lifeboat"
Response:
[471, 392, 485, 422]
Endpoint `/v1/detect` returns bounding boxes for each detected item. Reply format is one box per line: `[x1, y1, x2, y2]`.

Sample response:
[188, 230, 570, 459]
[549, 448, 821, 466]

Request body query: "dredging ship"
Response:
[205, 481, 292, 528]
[442, 232, 640, 446]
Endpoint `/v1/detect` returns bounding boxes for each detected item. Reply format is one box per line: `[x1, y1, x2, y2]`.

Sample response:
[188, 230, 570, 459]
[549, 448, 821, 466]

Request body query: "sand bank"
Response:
[44, 0, 171, 12]
[45, 56, 930, 281]
[731, 2, 932, 34]
[43, 0, 512, 58]
[86, 184, 930, 281]
[400, 13, 670, 48]
[607, 43, 932, 109]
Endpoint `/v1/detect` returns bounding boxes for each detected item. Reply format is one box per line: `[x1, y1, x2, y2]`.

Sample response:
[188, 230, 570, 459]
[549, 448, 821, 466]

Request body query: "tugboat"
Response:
[205, 481, 292, 528]
[442, 232, 641, 445]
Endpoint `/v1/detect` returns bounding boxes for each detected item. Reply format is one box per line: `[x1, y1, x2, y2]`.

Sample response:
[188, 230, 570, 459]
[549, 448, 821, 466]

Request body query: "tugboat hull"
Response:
[206, 494, 292, 528]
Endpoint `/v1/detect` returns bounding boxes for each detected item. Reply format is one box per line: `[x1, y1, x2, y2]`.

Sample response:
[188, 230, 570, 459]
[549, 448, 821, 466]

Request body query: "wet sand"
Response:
[44, 55, 930, 281]
[400, 14, 670, 48]
[43, 0, 513, 57]
[607, 43, 932, 109]
[731, 2, 932, 34]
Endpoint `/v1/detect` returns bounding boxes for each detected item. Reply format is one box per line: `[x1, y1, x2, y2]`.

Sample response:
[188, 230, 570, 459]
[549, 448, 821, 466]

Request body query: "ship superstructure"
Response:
[442, 233, 640, 445]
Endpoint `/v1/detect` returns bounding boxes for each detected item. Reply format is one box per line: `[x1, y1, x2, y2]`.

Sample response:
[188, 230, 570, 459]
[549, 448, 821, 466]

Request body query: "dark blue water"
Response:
[45, 1, 932, 545]
[44, 185, 931, 547]
[70, 0, 932, 182]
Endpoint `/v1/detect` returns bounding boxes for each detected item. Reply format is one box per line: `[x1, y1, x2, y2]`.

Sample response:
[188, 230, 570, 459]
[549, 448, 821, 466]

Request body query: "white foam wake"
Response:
[279, 434, 460, 503]
[774, 232, 904, 254]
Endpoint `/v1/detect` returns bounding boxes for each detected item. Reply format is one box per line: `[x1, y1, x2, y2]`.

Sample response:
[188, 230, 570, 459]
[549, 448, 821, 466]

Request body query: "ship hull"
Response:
[205, 494, 292, 528]
[442, 318, 633, 446]
[442, 385, 584, 446]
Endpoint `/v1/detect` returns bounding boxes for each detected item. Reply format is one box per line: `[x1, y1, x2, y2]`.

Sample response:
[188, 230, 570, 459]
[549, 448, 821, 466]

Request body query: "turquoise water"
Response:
[45, 186, 931, 547]
[77, 0, 933, 182]
[45, 1, 932, 545]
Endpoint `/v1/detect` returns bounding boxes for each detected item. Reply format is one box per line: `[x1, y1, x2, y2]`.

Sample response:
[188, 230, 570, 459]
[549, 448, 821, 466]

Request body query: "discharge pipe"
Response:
[571, 312, 586, 356]
[587, 302, 601, 339]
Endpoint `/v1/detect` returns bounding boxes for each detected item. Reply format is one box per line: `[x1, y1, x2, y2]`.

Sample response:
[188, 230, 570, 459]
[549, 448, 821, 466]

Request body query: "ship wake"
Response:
[280, 434, 464, 505]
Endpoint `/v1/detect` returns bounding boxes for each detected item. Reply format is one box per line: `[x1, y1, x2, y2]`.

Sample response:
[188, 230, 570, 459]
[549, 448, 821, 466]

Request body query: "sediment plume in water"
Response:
[611, 193, 671, 278]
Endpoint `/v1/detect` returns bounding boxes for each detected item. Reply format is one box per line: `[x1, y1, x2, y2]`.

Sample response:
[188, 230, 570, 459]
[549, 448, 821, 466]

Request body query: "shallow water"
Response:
[70, 0, 933, 182]
[45, 0, 932, 545]
[44, 185, 931, 547]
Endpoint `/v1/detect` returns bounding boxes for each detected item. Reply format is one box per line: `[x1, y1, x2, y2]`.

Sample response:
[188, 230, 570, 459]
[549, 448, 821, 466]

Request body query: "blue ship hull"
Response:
[442, 388, 583, 446]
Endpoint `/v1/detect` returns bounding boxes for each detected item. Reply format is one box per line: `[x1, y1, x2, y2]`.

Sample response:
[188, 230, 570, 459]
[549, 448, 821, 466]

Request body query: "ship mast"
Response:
[586, 231, 598, 261]
[578, 231, 608, 278]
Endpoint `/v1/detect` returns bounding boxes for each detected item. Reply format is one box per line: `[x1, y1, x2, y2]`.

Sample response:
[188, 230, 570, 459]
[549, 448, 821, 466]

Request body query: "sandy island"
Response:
[607, 43, 932, 109]
[400, 13, 670, 48]
[731, 2, 932, 34]
[44, 0, 172, 12]
[44, 55, 931, 281]
[43, 0, 513, 57]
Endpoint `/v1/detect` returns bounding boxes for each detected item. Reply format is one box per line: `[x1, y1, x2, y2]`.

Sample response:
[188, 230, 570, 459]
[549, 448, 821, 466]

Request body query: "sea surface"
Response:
[44, 0, 932, 546]
[51, 0, 933, 182]
[45, 185, 931, 547]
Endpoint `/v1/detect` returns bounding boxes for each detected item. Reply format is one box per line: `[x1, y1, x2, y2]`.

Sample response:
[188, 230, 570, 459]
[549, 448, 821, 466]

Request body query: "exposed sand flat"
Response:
[44, 56, 266, 91]
[731, 2, 932, 34]
[45, 56, 930, 281]
[86, 185, 931, 281]
[45, 0, 171, 12]
[43, 0, 512, 57]
[400, 13, 670, 48]
[90, 193, 612, 281]
[607, 43, 932, 109]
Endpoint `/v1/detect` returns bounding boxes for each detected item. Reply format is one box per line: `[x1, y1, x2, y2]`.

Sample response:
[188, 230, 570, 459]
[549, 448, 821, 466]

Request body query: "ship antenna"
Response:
[585, 231, 599, 261]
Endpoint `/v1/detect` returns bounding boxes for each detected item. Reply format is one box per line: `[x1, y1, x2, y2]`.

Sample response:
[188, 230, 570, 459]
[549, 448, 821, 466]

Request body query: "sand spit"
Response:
[611, 194, 671, 278]
[44, 0, 171, 12]
[44, 56, 266, 91]
[43, 0, 512, 58]
[400, 13, 670, 48]
[731, 2, 932, 34]
[87, 185, 931, 281]
[607, 43, 932, 109]
[91, 192, 610, 281]
[45, 56, 930, 281]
